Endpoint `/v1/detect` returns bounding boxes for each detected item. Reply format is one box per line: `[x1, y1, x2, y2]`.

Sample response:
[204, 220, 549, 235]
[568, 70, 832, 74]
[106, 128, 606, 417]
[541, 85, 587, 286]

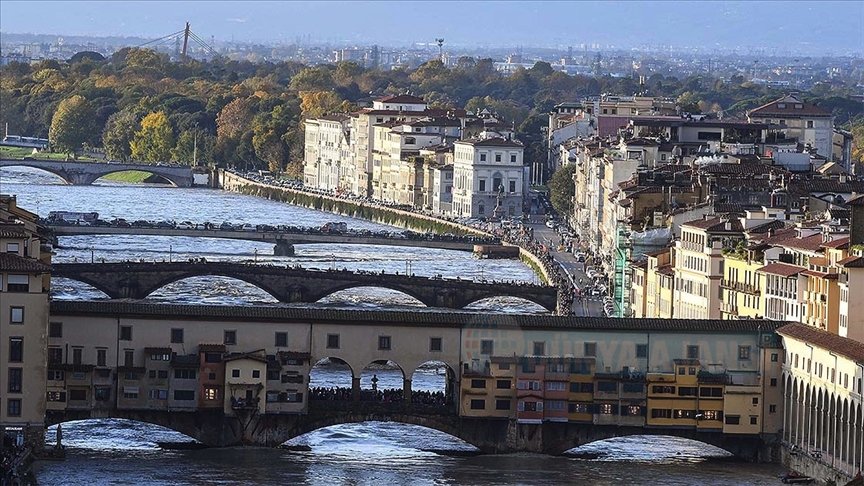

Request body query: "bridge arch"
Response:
[0, 163, 71, 184]
[57, 270, 287, 302]
[462, 295, 550, 314]
[91, 169, 176, 186]
[310, 283, 433, 308]
[315, 285, 427, 308]
[45, 413, 204, 446]
[564, 434, 736, 460]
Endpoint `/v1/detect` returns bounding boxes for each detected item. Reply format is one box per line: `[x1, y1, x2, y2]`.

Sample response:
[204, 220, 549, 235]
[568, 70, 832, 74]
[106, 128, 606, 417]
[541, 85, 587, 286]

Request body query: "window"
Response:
[9, 338, 23, 362]
[378, 335, 392, 350]
[149, 389, 168, 400]
[699, 387, 723, 397]
[738, 346, 751, 361]
[495, 399, 511, 410]
[7, 275, 29, 292]
[651, 408, 672, 419]
[471, 379, 486, 389]
[686, 345, 699, 359]
[769, 405, 777, 414]
[48, 347, 62, 365]
[275, 332, 287, 347]
[479, 153, 486, 162]
[8, 368, 22, 393]
[120, 326, 132, 341]
[7, 399, 22, 417]
[6, 242, 20, 253]
[510, 154, 517, 163]
[224, 330, 237, 345]
[204, 388, 219, 400]
[158, 370, 168, 379]
[724, 415, 740, 425]
[327, 334, 340, 349]
[533, 341, 545, 356]
[124, 350, 134, 367]
[470, 399, 485, 410]
[598, 403, 614, 415]
[547, 381, 566, 391]
[495, 153, 502, 162]
[636, 344, 648, 358]
[232, 369, 240, 378]
[626, 405, 641, 416]
[252, 370, 261, 379]
[806, 120, 814, 128]
[584, 342, 597, 357]
[479, 179, 486, 192]
[571, 382, 594, 393]
[597, 381, 617, 393]
[509, 180, 517, 193]
[267, 370, 279, 381]
[750, 416, 758, 425]
[170, 328, 184, 344]
[771, 353, 778, 362]
[770, 378, 777, 387]
[10, 307, 24, 324]
[622, 383, 644, 394]
[94, 387, 110, 401]
[519, 401, 541, 412]
[49, 322, 63, 338]
[480, 340, 493, 355]
[569, 402, 589, 413]
[122, 388, 139, 399]
[678, 387, 697, 396]
[174, 369, 196, 380]
[48, 370, 65, 381]
[47, 391, 67, 402]
[205, 352, 221, 363]
[429, 337, 442, 352]
[73, 348, 83, 365]
[174, 390, 195, 401]
[97, 349, 107, 367]
[496, 379, 511, 389]
[752, 397, 758, 405]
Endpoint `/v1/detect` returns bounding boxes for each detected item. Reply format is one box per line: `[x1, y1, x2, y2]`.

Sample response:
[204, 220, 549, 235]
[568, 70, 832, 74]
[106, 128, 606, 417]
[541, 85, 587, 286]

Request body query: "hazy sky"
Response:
[1, 1, 862, 54]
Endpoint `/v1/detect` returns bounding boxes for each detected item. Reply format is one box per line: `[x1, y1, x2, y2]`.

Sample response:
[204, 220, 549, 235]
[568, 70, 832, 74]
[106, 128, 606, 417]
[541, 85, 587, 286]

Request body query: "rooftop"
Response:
[50, 300, 786, 333]
[748, 95, 832, 118]
[778, 323, 864, 364]
[756, 262, 805, 277]
[0, 252, 51, 273]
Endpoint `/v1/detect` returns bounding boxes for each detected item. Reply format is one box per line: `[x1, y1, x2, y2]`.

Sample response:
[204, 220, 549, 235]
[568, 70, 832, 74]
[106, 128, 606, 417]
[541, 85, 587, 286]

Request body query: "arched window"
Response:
[492, 172, 503, 192]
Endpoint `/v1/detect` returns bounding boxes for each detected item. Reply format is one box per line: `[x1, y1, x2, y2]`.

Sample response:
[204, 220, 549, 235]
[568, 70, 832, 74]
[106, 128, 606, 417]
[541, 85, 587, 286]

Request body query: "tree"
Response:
[130, 111, 174, 162]
[299, 91, 347, 119]
[216, 97, 255, 140]
[548, 164, 578, 218]
[49, 95, 95, 155]
[102, 109, 139, 162]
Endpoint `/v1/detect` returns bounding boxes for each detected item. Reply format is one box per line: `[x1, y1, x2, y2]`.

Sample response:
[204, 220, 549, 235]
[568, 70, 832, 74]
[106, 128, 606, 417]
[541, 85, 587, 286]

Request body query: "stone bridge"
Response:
[46, 403, 772, 459]
[51, 262, 559, 311]
[45, 224, 488, 254]
[0, 159, 194, 186]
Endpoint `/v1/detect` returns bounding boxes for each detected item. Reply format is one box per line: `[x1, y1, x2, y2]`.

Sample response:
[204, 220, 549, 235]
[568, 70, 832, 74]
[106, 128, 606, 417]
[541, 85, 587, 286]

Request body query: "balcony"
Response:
[720, 302, 738, 315]
[720, 280, 761, 296]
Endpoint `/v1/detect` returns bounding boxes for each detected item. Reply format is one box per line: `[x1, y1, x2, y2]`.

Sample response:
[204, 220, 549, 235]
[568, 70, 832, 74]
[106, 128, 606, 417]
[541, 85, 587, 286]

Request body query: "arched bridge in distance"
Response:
[0, 158, 194, 187]
[50, 261, 560, 312]
[44, 224, 491, 252]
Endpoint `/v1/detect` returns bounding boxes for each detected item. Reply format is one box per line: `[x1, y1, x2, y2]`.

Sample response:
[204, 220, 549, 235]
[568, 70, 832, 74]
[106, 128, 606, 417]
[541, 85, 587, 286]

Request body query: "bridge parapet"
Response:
[0, 159, 194, 187]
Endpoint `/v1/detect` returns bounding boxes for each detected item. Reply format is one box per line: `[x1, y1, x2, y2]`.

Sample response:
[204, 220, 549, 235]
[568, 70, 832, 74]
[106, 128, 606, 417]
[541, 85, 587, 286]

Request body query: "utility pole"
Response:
[181, 22, 191, 60]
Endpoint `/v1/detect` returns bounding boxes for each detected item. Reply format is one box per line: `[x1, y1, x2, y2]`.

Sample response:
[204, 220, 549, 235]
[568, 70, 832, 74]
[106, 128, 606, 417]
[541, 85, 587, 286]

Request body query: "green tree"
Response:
[548, 164, 578, 218]
[49, 95, 95, 155]
[102, 109, 139, 162]
[171, 130, 214, 166]
[131, 111, 174, 162]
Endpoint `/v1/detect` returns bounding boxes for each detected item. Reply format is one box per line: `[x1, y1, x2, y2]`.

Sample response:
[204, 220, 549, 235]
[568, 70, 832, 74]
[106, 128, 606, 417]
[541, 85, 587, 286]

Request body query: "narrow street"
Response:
[526, 221, 604, 317]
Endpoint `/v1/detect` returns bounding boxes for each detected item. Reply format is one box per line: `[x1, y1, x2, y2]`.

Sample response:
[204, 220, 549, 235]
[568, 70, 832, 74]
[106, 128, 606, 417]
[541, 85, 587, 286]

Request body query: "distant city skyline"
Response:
[1, 0, 862, 56]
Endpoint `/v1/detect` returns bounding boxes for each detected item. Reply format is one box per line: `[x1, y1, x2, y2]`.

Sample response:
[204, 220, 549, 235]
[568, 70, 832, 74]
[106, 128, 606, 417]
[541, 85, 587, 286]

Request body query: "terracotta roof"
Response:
[837, 255, 864, 268]
[748, 95, 832, 118]
[778, 323, 864, 364]
[456, 137, 524, 148]
[198, 344, 227, 352]
[49, 300, 786, 333]
[0, 223, 28, 238]
[224, 352, 267, 363]
[656, 264, 675, 276]
[848, 194, 864, 207]
[682, 217, 744, 232]
[0, 253, 51, 273]
[375, 94, 426, 104]
[820, 236, 849, 249]
[763, 231, 825, 253]
[757, 262, 805, 277]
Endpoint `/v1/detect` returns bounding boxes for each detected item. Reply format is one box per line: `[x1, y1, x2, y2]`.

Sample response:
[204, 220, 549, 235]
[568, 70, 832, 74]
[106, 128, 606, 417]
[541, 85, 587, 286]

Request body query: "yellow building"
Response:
[720, 246, 765, 320]
[459, 356, 515, 418]
[567, 358, 595, 423]
[630, 248, 674, 319]
[0, 195, 52, 447]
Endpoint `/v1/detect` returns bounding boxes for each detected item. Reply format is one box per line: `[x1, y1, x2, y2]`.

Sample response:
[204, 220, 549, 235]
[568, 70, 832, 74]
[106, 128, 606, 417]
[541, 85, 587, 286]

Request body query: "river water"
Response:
[1, 167, 785, 485]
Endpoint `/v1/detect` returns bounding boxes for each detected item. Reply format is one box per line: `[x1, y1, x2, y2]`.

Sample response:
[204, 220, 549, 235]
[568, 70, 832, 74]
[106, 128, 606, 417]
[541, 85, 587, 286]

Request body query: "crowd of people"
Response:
[1, 433, 29, 486]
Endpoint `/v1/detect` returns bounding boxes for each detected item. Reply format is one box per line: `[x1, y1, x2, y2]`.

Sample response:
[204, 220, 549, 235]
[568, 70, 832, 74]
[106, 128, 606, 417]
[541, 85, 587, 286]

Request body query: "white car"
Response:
[176, 221, 195, 230]
[545, 220, 555, 229]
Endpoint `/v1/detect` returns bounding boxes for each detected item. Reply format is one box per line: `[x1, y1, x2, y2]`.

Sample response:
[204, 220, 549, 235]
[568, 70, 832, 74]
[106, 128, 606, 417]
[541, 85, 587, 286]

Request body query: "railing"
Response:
[720, 302, 738, 315]
[720, 279, 761, 295]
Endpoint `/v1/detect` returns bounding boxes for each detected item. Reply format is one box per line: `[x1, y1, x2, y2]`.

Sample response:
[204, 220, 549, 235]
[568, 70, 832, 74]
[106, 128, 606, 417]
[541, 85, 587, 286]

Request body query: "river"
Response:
[1, 167, 785, 485]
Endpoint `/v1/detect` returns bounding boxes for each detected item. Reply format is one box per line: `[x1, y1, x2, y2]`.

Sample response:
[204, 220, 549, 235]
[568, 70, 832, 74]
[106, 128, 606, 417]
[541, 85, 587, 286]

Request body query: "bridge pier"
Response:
[273, 241, 295, 256]
[352, 377, 361, 401]
[403, 379, 412, 404]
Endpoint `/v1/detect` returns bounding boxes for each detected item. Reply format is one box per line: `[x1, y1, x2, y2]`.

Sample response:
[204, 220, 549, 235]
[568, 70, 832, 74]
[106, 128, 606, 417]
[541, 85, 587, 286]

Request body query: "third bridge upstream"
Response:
[45, 223, 498, 255]
[51, 261, 560, 312]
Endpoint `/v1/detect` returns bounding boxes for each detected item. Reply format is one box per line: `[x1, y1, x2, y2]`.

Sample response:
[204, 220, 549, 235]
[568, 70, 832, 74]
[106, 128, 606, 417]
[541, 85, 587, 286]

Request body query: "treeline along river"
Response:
[0, 167, 784, 485]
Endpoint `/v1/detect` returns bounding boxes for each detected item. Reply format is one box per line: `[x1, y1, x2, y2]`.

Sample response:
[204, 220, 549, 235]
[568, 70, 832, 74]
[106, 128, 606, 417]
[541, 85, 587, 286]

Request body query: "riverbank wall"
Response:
[781, 444, 855, 485]
[217, 170, 552, 285]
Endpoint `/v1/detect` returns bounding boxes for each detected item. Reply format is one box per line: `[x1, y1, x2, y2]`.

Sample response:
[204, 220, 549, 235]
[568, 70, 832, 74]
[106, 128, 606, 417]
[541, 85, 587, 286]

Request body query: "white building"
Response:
[452, 138, 525, 219]
[747, 94, 835, 163]
[303, 115, 352, 192]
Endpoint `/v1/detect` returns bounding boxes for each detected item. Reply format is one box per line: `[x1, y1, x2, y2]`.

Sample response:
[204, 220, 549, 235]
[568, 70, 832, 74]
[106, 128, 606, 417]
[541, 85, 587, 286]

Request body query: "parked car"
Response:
[240, 223, 256, 232]
[176, 221, 195, 230]
[219, 222, 234, 231]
